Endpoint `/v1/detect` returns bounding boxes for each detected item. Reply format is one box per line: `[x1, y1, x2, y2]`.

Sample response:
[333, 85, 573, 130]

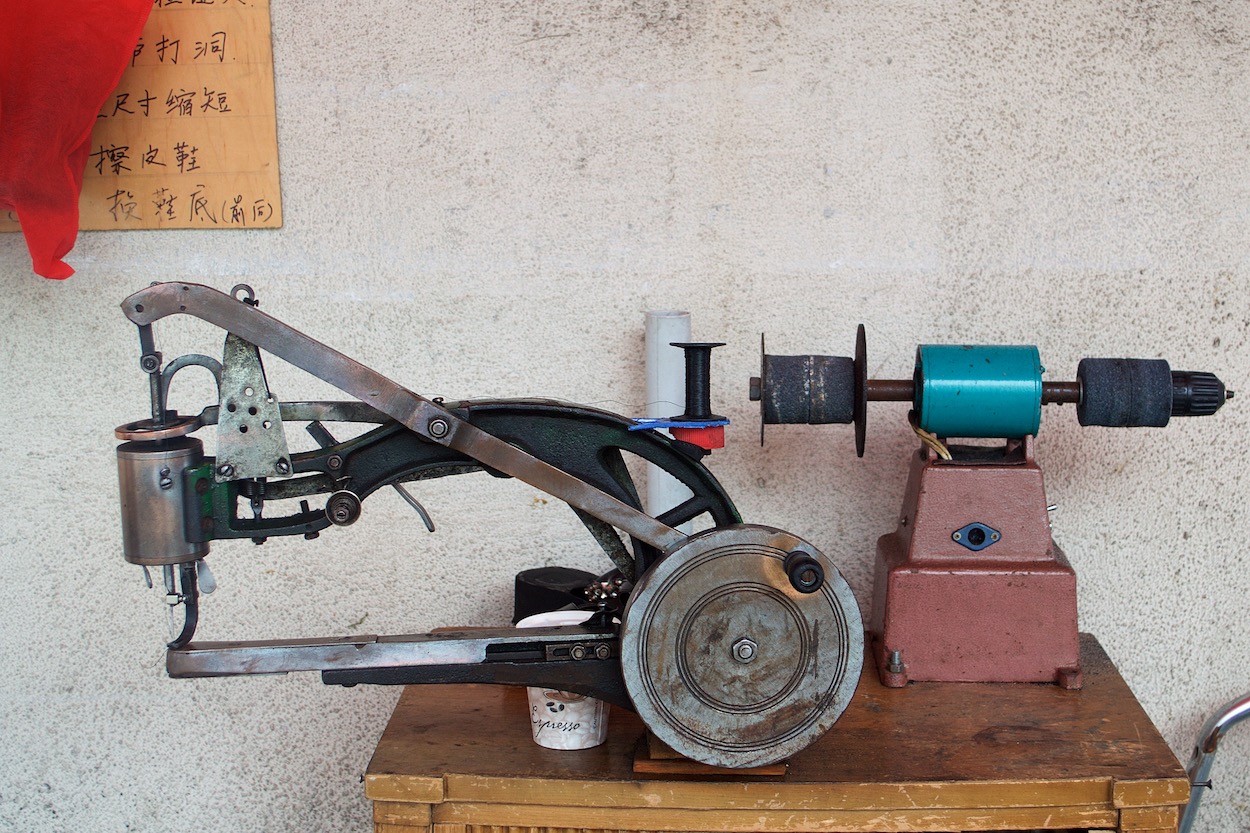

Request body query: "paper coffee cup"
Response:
[516, 610, 609, 750]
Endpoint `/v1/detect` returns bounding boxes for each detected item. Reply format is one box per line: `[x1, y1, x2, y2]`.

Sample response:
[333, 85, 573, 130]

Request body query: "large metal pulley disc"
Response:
[620, 524, 863, 768]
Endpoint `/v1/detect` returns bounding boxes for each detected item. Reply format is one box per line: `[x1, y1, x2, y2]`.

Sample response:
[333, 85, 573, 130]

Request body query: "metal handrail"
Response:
[1179, 692, 1250, 833]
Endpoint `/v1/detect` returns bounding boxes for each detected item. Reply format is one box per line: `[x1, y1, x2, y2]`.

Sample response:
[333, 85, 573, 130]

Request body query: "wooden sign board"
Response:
[1, 0, 281, 232]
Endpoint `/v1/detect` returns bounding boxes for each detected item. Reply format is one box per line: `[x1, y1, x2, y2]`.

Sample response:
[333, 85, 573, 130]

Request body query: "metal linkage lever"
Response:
[167, 625, 630, 708]
[123, 282, 686, 553]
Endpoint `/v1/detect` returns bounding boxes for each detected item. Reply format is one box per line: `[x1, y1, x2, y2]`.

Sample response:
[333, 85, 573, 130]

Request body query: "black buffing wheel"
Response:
[1076, 358, 1173, 427]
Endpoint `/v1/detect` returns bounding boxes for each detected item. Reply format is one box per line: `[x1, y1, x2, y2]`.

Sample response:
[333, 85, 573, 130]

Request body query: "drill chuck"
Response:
[1171, 371, 1230, 418]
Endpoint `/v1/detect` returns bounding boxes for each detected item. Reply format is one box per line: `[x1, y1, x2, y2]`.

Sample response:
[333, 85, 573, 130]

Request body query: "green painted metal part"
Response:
[915, 345, 1044, 438]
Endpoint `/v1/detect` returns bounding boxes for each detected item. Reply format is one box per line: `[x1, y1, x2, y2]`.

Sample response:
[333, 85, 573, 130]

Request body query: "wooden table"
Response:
[364, 634, 1188, 833]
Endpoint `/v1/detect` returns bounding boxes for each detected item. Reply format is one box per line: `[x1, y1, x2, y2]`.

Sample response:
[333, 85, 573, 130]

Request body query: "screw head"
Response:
[732, 638, 758, 664]
[275, 459, 290, 475]
[217, 463, 234, 478]
[428, 418, 449, 438]
[326, 455, 343, 471]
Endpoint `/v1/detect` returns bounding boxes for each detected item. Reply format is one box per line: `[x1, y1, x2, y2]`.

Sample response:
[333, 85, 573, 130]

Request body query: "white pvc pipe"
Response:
[645, 311, 694, 531]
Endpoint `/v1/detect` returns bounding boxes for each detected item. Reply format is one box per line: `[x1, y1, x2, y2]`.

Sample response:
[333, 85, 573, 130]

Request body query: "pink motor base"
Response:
[869, 438, 1082, 689]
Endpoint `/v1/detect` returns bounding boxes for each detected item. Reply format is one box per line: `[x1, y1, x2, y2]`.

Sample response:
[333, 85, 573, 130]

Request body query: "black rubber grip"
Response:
[1076, 358, 1173, 427]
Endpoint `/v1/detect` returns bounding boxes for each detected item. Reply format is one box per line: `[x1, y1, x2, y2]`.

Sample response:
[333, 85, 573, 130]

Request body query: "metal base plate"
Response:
[620, 524, 863, 768]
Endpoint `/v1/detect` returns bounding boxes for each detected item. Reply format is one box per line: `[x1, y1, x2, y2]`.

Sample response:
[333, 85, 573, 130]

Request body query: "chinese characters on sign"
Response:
[0, 0, 281, 232]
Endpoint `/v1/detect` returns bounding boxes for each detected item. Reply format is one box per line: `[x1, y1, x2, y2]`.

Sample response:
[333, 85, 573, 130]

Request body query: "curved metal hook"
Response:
[160, 354, 224, 406]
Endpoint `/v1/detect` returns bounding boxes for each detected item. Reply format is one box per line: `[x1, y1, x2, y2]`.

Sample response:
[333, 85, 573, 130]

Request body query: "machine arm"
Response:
[123, 282, 687, 553]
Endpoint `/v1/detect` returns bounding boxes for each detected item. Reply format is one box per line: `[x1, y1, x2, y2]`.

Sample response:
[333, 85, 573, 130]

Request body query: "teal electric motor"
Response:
[914, 345, 1043, 439]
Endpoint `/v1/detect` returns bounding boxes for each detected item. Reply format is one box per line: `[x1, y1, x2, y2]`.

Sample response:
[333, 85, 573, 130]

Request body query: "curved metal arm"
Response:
[123, 282, 687, 553]
[1179, 692, 1250, 833]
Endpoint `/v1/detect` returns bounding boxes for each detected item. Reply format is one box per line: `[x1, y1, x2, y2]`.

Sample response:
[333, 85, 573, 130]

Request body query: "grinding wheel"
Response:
[620, 525, 863, 768]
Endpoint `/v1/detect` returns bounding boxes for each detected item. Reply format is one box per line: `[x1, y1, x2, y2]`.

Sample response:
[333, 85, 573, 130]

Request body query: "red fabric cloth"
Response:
[0, 1, 152, 279]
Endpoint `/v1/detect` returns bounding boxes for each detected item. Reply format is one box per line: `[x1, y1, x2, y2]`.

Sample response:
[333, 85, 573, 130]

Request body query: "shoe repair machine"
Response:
[116, 283, 1228, 768]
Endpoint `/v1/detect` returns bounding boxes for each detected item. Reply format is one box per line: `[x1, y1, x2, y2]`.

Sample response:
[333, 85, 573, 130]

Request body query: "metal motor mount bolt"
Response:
[428, 418, 449, 438]
[570, 644, 588, 661]
[732, 638, 758, 663]
[326, 454, 343, 471]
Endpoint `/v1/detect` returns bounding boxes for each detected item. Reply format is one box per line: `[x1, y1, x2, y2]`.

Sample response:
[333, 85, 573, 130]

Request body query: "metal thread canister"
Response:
[914, 345, 1043, 439]
[116, 436, 210, 565]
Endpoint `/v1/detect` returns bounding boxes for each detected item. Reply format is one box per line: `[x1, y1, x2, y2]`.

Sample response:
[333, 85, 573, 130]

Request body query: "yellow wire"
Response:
[909, 412, 952, 460]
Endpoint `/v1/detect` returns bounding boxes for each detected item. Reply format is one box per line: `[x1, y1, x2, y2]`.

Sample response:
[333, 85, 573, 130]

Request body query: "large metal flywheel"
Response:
[620, 525, 863, 768]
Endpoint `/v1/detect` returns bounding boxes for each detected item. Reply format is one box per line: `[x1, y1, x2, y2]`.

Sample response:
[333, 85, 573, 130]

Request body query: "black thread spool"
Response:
[671, 342, 726, 421]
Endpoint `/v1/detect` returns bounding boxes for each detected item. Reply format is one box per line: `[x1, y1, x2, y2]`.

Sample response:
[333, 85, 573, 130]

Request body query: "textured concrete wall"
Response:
[2, 1, 1248, 830]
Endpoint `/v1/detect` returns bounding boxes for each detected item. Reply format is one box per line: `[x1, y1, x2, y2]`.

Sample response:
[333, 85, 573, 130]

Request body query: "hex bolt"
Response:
[428, 418, 449, 438]
[570, 644, 588, 661]
[887, 650, 905, 674]
[732, 638, 758, 664]
[594, 643, 611, 660]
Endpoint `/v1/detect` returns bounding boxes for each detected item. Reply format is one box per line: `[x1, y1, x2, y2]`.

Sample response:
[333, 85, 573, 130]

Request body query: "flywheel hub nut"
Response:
[732, 638, 758, 663]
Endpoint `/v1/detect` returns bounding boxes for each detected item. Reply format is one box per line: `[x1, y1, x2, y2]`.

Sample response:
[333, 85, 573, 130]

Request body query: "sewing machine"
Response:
[752, 326, 1230, 688]
[115, 284, 1228, 769]
[114, 282, 863, 770]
